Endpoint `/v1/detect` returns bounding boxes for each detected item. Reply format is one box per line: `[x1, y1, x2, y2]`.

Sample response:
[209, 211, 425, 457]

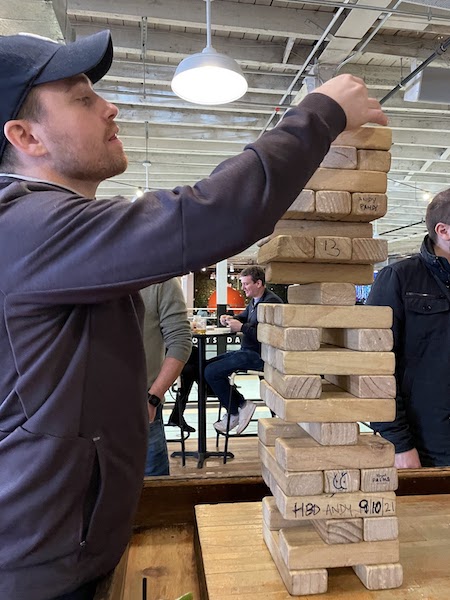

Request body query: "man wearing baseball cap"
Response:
[0, 30, 387, 599]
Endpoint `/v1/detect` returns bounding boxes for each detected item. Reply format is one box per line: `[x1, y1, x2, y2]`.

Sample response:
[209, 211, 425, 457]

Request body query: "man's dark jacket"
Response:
[0, 91, 346, 599]
[367, 236, 450, 466]
[236, 288, 283, 354]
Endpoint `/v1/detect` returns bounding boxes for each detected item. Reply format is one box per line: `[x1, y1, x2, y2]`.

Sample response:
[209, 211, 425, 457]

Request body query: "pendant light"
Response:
[171, 0, 248, 105]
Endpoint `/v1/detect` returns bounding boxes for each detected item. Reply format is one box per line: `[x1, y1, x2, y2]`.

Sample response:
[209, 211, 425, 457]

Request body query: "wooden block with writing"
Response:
[351, 238, 388, 264]
[347, 193, 388, 222]
[272, 304, 393, 329]
[271, 480, 397, 522]
[261, 381, 396, 423]
[324, 469, 361, 494]
[321, 146, 357, 169]
[364, 516, 399, 541]
[275, 219, 373, 238]
[353, 563, 403, 590]
[263, 365, 322, 399]
[260, 448, 323, 496]
[288, 283, 356, 306]
[313, 518, 363, 544]
[321, 328, 394, 352]
[325, 374, 396, 398]
[262, 345, 395, 376]
[275, 433, 395, 472]
[257, 235, 314, 264]
[266, 261, 374, 284]
[262, 524, 329, 595]
[257, 323, 321, 351]
[315, 236, 352, 261]
[306, 169, 387, 194]
[262, 496, 308, 531]
[258, 417, 309, 446]
[357, 149, 391, 172]
[283, 189, 315, 219]
[314, 191, 351, 220]
[279, 524, 399, 570]
[333, 127, 392, 150]
[360, 468, 398, 492]
[299, 422, 359, 446]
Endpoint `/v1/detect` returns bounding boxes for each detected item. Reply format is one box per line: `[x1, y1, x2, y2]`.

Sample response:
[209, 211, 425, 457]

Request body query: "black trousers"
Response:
[51, 579, 98, 600]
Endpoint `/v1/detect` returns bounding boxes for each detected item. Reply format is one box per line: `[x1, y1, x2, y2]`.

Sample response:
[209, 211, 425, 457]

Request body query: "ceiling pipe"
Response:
[259, 0, 353, 136]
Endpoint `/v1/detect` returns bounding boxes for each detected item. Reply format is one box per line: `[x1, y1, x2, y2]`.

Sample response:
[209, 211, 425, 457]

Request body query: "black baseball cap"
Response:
[0, 30, 113, 160]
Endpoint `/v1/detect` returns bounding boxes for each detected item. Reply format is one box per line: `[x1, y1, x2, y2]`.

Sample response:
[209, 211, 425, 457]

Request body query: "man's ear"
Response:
[435, 222, 450, 241]
[4, 120, 47, 159]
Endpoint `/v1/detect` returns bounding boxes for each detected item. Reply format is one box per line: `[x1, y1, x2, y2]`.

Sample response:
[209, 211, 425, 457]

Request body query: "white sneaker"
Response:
[214, 413, 239, 434]
[237, 400, 256, 434]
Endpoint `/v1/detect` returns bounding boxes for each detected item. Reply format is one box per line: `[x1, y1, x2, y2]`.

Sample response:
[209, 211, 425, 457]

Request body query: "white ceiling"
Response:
[3, 0, 450, 264]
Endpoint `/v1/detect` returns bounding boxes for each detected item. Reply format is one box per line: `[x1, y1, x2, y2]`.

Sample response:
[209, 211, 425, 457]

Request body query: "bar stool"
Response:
[215, 369, 265, 464]
[165, 383, 191, 467]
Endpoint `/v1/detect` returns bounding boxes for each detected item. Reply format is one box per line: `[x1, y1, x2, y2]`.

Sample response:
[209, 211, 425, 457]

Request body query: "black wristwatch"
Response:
[147, 393, 162, 407]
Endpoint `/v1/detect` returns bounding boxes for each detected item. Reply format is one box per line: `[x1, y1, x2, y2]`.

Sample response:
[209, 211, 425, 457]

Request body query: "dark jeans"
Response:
[51, 579, 98, 600]
[204, 349, 264, 414]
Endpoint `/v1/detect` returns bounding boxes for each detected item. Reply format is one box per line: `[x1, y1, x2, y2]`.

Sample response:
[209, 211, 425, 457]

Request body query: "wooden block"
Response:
[353, 562, 403, 590]
[299, 422, 359, 446]
[273, 304, 393, 329]
[266, 261, 374, 284]
[321, 146, 357, 169]
[351, 238, 388, 264]
[262, 524, 329, 595]
[275, 433, 395, 471]
[325, 374, 396, 398]
[257, 302, 277, 324]
[313, 518, 363, 544]
[258, 417, 309, 446]
[333, 126, 392, 150]
[360, 468, 398, 492]
[283, 189, 315, 219]
[257, 323, 321, 351]
[306, 169, 387, 193]
[357, 149, 391, 172]
[261, 381, 396, 423]
[364, 516, 399, 541]
[314, 191, 351, 220]
[263, 364, 322, 399]
[261, 345, 395, 376]
[257, 235, 314, 264]
[314, 236, 352, 261]
[260, 446, 323, 496]
[275, 219, 373, 238]
[262, 496, 308, 531]
[321, 328, 394, 352]
[347, 192, 388, 223]
[272, 481, 397, 522]
[279, 524, 399, 570]
[324, 469, 361, 494]
[288, 283, 356, 306]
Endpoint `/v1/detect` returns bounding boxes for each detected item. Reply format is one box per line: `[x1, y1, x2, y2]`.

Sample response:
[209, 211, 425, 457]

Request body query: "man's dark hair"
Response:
[240, 265, 265, 285]
[0, 88, 43, 172]
[426, 189, 450, 243]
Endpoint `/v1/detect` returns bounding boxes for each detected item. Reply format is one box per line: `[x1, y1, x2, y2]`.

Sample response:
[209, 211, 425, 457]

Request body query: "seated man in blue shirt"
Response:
[205, 266, 283, 435]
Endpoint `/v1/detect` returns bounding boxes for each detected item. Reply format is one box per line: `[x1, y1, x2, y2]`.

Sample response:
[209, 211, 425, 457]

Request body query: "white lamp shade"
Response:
[171, 48, 248, 105]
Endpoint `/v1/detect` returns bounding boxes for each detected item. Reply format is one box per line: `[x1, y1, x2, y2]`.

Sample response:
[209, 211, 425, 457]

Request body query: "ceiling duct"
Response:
[405, 0, 450, 9]
[404, 59, 450, 104]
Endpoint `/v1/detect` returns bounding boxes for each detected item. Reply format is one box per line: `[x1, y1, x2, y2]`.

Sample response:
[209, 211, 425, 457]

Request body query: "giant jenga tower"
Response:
[256, 126, 403, 595]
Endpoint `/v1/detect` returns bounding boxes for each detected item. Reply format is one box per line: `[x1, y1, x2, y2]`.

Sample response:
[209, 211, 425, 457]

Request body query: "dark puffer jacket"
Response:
[367, 236, 450, 466]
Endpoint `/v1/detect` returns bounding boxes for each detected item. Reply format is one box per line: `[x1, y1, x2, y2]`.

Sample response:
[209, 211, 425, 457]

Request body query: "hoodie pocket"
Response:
[0, 427, 96, 568]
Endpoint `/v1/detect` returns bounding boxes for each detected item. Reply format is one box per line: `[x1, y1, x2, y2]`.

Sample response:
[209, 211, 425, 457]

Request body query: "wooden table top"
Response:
[196, 494, 450, 599]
